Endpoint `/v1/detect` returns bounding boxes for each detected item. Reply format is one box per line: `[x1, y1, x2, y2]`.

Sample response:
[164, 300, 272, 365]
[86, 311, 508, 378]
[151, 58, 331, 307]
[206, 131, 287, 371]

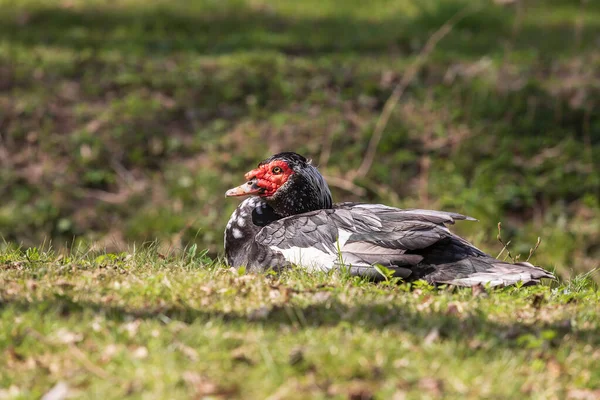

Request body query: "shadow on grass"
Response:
[1, 1, 599, 58]
[4, 295, 596, 349]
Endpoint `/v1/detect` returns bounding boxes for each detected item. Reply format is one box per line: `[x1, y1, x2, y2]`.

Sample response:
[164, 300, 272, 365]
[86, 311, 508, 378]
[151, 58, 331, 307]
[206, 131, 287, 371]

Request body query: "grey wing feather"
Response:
[349, 204, 476, 224]
[255, 206, 465, 265]
[341, 241, 424, 266]
[256, 210, 338, 253]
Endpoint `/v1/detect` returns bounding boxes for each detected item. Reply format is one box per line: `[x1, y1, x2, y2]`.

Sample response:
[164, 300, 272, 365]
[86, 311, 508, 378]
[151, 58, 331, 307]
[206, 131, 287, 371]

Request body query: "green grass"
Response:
[1, 0, 599, 280]
[0, 246, 599, 399]
[2, 1, 599, 397]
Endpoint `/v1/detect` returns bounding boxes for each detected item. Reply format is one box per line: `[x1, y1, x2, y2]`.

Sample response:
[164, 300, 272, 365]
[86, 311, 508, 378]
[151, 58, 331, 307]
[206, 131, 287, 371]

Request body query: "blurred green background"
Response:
[0, 0, 598, 279]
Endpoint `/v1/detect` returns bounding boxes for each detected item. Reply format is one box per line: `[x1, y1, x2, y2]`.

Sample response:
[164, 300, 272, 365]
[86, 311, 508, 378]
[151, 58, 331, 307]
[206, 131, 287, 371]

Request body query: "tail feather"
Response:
[423, 257, 555, 287]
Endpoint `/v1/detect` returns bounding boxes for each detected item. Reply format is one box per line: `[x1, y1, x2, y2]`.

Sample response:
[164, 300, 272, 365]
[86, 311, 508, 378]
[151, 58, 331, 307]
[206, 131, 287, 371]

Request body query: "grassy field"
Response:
[1, 0, 599, 279]
[1, 247, 599, 399]
[1, 1, 600, 398]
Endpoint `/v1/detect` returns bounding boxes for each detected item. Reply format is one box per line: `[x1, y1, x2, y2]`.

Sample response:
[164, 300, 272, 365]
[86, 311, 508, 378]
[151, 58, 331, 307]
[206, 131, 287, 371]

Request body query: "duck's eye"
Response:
[272, 166, 283, 174]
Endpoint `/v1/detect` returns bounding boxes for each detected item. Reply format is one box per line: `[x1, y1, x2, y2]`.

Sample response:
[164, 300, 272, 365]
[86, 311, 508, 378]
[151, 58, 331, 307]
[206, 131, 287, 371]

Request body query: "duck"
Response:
[224, 152, 554, 286]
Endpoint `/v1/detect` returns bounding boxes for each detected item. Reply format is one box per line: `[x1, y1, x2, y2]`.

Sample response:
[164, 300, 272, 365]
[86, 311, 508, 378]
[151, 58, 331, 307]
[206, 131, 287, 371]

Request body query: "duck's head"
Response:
[226, 152, 333, 217]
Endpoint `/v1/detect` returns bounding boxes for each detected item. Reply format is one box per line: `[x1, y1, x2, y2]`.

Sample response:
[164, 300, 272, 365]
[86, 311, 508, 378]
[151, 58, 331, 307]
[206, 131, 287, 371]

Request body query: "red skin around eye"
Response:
[244, 160, 294, 196]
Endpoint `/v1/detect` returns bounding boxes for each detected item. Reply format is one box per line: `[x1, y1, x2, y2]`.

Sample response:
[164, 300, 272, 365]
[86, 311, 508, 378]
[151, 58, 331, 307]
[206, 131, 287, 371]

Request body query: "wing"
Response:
[255, 204, 476, 275]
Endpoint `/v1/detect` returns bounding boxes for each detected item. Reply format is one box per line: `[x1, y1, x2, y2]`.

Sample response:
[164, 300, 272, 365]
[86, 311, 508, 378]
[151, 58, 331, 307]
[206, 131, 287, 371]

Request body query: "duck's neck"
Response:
[251, 200, 283, 226]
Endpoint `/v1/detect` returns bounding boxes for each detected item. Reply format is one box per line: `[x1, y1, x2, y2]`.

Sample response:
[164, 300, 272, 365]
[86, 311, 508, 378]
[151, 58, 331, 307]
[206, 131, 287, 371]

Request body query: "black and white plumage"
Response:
[224, 152, 554, 287]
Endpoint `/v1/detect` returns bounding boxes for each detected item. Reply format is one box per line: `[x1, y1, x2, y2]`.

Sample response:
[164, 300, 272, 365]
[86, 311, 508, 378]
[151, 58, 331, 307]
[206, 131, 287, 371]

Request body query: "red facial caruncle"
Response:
[244, 160, 294, 197]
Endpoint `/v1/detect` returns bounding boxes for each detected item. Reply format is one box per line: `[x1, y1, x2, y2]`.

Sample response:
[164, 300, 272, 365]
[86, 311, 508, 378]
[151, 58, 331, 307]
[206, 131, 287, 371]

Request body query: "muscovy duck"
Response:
[224, 152, 554, 286]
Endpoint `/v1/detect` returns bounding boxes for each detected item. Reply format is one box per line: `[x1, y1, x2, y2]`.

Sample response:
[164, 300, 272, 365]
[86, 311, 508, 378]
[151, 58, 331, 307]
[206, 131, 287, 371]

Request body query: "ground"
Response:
[1, 248, 599, 399]
[1, 1, 600, 398]
[1, 0, 599, 279]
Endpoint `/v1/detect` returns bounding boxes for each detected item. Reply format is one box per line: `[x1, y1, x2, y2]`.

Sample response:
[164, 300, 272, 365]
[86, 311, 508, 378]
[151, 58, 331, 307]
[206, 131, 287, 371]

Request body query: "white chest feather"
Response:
[270, 230, 353, 272]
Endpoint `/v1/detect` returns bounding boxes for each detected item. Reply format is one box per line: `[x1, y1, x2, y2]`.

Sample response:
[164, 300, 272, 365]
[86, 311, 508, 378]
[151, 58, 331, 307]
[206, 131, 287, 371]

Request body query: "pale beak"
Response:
[225, 179, 264, 197]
